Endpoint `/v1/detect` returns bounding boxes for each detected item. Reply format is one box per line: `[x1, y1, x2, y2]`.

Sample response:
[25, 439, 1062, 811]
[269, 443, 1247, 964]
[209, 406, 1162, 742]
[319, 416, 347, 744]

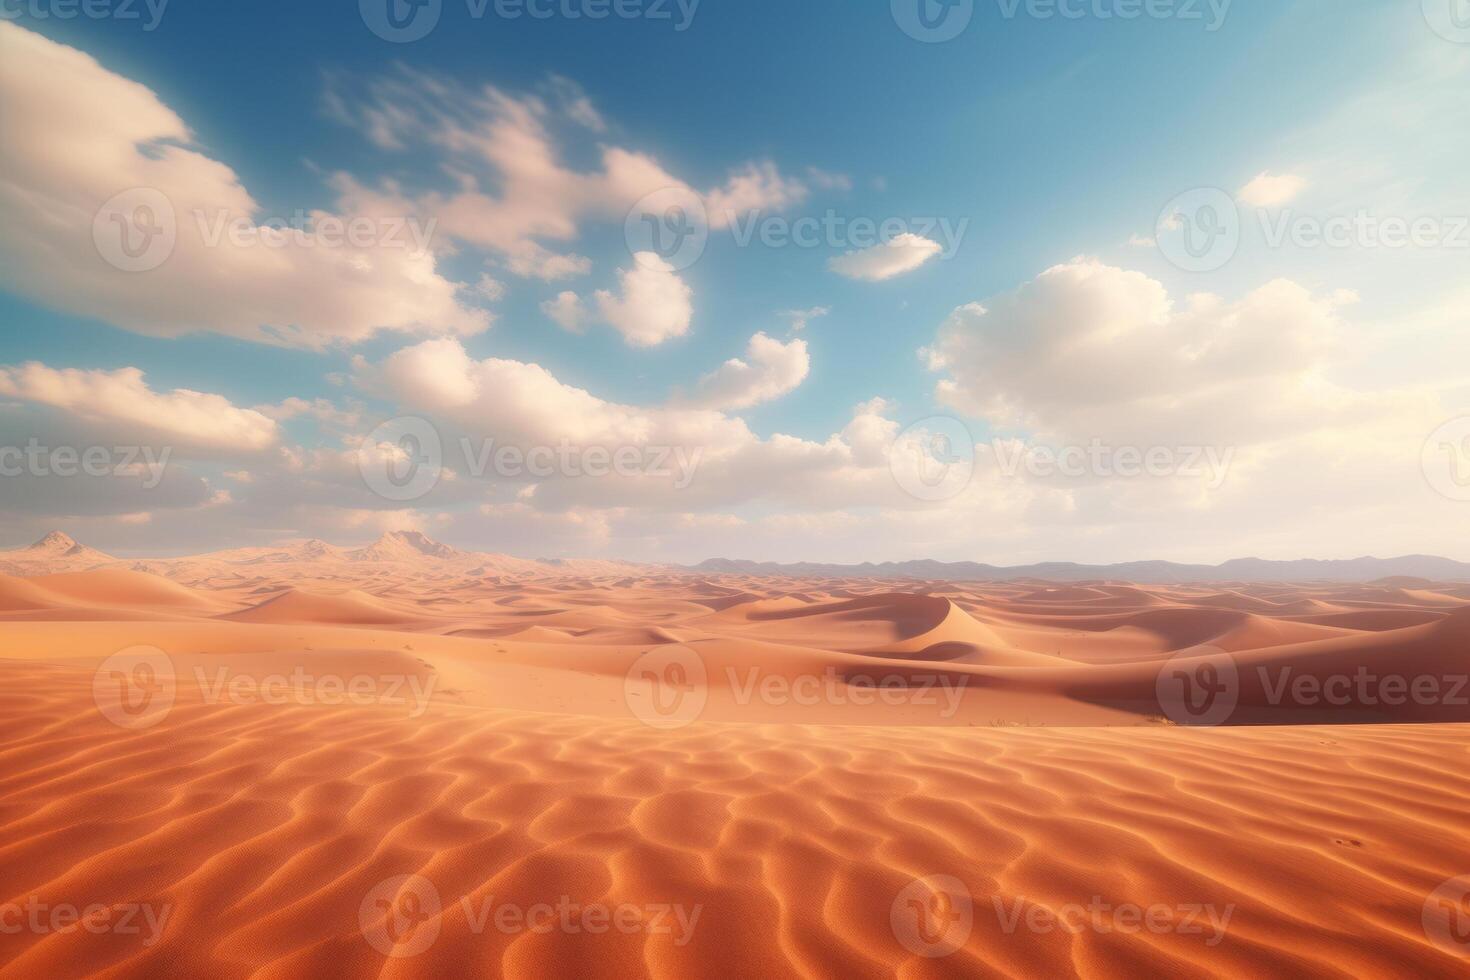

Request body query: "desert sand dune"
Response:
[222, 589, 425, 626]
[1, 665, 1468, 978]
[3, 539, 1470, 976]
[27, 569, 224, 611]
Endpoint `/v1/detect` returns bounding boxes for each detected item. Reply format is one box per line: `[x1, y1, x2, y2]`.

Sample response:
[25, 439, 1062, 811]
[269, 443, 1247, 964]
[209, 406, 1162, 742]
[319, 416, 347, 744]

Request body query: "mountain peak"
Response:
[33, 530, 78, 552]
[349, 530, 459, 562]
[12, 531, 111, 561]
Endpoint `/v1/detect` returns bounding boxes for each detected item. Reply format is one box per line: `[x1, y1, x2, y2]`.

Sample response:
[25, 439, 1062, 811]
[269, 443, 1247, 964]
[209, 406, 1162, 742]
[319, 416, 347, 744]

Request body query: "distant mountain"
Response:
[5, 531, 113, 564]
[1, 528, 661, 581]
[689, 555, 1470, 584]
[347, 530, 462, 563]
[8, 530, 1465, 584]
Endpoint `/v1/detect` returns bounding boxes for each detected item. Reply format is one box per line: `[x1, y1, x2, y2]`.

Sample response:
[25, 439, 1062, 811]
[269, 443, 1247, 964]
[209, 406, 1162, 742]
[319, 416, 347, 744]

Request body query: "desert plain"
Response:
[2, 531, 1469, 977]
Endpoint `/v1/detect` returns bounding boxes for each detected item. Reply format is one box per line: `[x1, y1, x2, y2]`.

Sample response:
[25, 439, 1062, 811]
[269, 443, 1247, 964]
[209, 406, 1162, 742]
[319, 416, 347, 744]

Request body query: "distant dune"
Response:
[6, 530, 1470, 584]
[4, 535, 1470, 975]
[693, 554, 1470, 583]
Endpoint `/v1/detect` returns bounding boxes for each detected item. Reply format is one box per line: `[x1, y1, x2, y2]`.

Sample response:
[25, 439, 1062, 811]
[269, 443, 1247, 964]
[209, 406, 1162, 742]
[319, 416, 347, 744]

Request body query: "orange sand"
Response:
[2, 540, 1470, 976]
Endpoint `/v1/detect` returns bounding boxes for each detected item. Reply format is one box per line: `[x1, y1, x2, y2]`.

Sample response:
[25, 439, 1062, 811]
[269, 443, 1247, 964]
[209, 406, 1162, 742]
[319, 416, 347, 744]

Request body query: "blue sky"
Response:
[1, 1, 1467, 562]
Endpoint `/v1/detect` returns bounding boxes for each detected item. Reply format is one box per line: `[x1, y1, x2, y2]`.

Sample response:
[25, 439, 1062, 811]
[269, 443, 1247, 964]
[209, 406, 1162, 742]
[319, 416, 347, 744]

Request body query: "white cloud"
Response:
[502, 248, 593, 281]
[1238, 171, 1309, 208]
[257, 397, 362, 429]
[781, 306, 830, 332]
[686, 333, 810, 410]
[548, 75, 607, 132]
[326, 68, 809, 276]
[704, 162, 810, 229]
[0, 362, 279, 452]
[0, 24, 487, 349]
[473, 275, 507, 301]
[541, 290, 590, 333]
[594, 254, 693, 347]
[923, 257, 1397, 447]
[829, 233, 943, 281]
[805, 168, 854, 192]
[357, 338, 910, 515]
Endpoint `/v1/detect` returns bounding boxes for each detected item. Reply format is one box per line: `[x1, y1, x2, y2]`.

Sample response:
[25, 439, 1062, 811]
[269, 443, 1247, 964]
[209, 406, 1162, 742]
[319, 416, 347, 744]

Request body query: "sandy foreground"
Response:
[3, 554, 1470, 976]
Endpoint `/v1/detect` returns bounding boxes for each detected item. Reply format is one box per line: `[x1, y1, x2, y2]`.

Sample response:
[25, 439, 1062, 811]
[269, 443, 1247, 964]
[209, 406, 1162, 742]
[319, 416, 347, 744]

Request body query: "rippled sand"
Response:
[3, 565, 1470, 976]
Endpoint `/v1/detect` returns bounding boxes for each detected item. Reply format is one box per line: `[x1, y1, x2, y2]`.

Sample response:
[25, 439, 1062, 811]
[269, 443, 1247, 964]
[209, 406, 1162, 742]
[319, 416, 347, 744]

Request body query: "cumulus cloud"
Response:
[922, 257, 1396, 447]
[0, 362, 279, 452]
[704, 162, 810, 229]
[356, 337, 917, 515]
[1238, 171, 1309, 208]
[685, 333, 810, 410]
[594, 254, 694, 347]
[0, 23, 487, 349]
[326, 68, 810, 277]
[829, 233, 943, 281]
[541, 290, 589, 333]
